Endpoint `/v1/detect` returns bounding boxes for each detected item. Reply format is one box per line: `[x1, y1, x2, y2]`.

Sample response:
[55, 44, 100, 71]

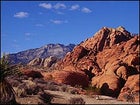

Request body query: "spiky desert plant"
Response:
[0, 53, 21, 104]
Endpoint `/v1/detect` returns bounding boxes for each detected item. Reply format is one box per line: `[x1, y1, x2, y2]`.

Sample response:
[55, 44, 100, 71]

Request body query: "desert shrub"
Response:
[19, 75, 28, 80]
[43, 81, 59, 91]
[84, 84, 101, 96]
[66, 87, 79, 94]
[38, 92, 53, 105]
[47, 81, 58, 86]
[123, 93, 135, 102]
[25, 80, 42, 95]
[7, 78, 22, 87]
[14, 80, 42, 97]
[48, 85, 59, 91]
[26, 85, 40, 95]
[74, 84, 82, 88]
[0, 53, 21, 104]
[59, 84, 67, 92]
[69, 97, 85, 104]
[14, 83, 28, 97]
[14, 87, 27, 97]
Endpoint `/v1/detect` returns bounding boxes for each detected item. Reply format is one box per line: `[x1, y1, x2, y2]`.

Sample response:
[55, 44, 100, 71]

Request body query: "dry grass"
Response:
[69, 97, 85, 104]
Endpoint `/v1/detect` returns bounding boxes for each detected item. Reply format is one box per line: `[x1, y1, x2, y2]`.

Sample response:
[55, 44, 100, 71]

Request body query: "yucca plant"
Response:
[0, 53, 21, 104]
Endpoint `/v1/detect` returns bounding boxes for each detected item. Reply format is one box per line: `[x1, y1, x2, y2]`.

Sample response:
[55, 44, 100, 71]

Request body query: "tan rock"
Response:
[28, 56, 57, 68]
[28, 58, 42, 66]
[92, 74, 122, 97]
[116, 66, 128, 80]
[43, 56, 57, 67]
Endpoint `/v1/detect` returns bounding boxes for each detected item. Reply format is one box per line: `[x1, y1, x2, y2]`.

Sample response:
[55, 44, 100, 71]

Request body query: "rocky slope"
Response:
[8, 44, 75, 64]
[42, 26, 139, 102]
[28, 56, 57, 68]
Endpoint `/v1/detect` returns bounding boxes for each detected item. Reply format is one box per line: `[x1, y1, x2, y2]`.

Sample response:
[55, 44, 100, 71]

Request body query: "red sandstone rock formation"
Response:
[52, 26, 139, 101]
[118, 74, 139, 102]
[23, 70, 43, 79]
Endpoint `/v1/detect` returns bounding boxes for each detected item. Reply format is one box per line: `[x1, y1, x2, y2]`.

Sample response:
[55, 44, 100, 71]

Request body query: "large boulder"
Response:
[118, 74, 139, 102]
[92, 74, 122, 97]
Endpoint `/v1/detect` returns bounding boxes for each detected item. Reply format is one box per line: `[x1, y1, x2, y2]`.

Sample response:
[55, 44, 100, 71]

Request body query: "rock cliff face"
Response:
[118, 74, 139, 102]
[48, 26, 139, 102]
[8, 44, 75, 64]
[28, 56, 57, 68]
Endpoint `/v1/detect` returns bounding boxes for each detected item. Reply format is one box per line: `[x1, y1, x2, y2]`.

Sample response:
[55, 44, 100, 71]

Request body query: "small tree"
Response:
[0, 53, 21, 104]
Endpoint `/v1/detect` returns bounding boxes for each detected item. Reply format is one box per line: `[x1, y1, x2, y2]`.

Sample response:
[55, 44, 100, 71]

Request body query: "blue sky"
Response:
[1, 1, 139, 54]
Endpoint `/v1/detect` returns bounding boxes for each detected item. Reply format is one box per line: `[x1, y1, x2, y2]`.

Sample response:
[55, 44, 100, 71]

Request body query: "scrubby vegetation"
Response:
[84, 84, 101, 96]
[0, 53, 21, 104]
[69, 97, 85, 104]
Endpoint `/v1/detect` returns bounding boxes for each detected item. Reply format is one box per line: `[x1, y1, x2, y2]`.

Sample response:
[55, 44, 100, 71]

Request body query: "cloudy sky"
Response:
[1, 1, 139, 54]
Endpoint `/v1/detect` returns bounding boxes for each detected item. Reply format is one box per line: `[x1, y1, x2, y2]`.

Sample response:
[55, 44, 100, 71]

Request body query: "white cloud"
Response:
[50, 19, 68, 24]
[39, 3, 52, 9]
[54, 3, 66, 9]
[14, 12, 29, 18]
[81, 7, 92, 13]
[70, 4, 80, 10]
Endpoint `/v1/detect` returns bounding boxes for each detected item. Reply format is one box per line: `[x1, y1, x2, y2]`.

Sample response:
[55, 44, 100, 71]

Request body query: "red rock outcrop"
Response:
[53, 26, 139, 100]
[92, 74, 122, 97]
[52, 71, 89, 87]
[42, 70, 89, 88]
[118, 74, 139, 102]
[23, 70, 43, 79]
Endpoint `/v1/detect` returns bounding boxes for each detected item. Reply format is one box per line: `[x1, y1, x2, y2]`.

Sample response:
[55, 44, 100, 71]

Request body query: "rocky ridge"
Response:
[8, 44, 75, 64]
[42, 26, 139, 102]
[28, 56, 57, 68]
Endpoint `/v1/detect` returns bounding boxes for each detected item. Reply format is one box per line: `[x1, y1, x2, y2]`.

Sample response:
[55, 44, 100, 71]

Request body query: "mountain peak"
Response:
[8, 43, 75, 64]
[81, 26, 131, 51]
[116, 26, 126, 31]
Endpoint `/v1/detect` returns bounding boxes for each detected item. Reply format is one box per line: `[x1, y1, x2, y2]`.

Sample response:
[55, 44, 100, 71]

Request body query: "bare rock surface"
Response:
[118, 74, 139, 102]
[52, 26, 139, 102]
[28, 56, 57, 68]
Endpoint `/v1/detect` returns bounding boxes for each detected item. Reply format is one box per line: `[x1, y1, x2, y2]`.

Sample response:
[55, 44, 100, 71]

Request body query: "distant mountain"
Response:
[9, 43, 75, 64]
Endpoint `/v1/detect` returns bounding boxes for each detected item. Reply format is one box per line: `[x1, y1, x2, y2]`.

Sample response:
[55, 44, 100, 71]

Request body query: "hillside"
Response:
[42, 26, 139, 102]
[8, 44, 75, 64]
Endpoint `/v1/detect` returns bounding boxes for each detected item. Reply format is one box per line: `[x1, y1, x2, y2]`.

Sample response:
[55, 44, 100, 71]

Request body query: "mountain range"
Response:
[6, 26, 139, 103]
[8, 43, 75, 64]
